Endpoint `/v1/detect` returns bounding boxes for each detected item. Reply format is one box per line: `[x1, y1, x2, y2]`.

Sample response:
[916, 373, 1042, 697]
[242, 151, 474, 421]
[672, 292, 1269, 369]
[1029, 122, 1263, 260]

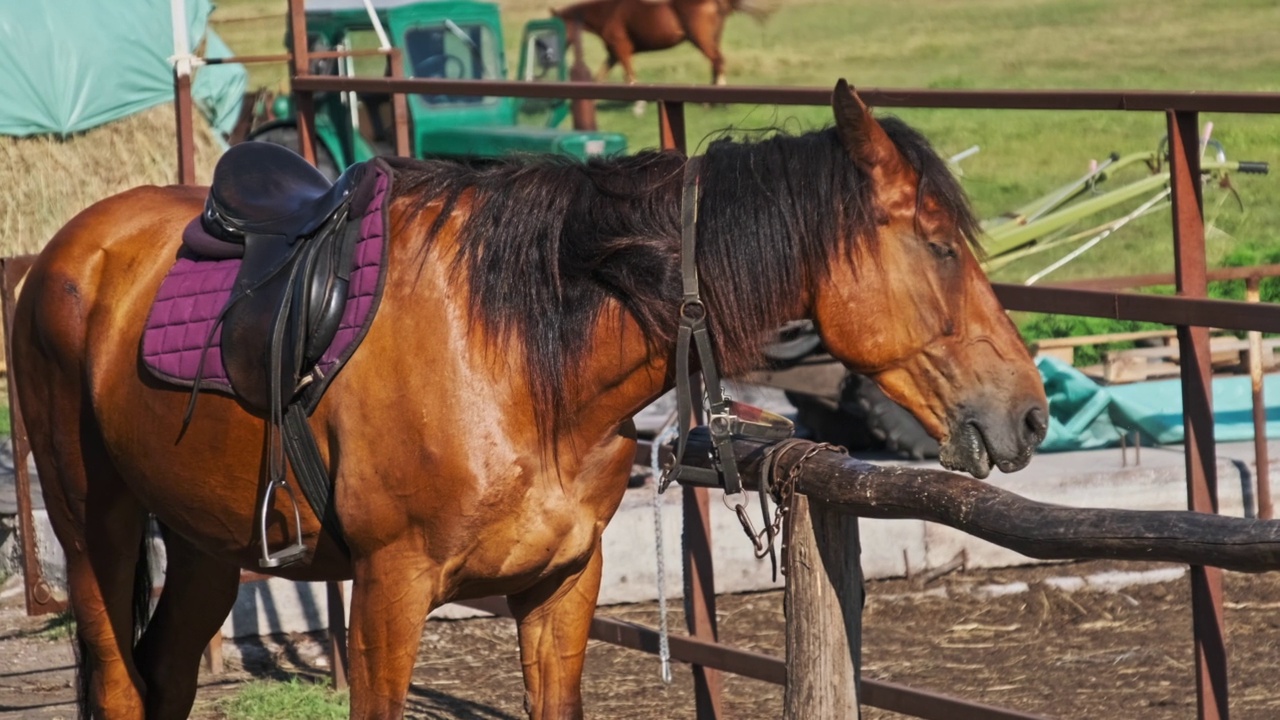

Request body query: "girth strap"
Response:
[283, 405, 348, 553]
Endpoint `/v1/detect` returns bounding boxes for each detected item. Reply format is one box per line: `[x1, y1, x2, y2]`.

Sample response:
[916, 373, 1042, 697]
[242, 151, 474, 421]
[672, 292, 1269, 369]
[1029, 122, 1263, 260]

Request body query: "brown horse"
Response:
[13, 81, 1047, 719]
[552, 0, 770, 85]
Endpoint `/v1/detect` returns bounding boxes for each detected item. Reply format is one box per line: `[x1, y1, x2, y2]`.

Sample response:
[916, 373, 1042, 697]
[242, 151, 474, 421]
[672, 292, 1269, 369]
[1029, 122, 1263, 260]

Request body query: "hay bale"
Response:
[0, 104, 223, 257]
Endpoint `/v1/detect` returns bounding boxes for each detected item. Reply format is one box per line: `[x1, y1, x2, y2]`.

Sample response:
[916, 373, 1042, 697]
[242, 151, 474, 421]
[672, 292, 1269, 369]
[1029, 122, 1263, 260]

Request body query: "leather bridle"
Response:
[661, 156, 797, 576]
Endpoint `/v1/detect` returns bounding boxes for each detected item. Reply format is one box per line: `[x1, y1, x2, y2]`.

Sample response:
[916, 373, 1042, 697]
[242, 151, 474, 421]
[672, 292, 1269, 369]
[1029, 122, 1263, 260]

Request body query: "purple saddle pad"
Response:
[141, 165, 391, 397]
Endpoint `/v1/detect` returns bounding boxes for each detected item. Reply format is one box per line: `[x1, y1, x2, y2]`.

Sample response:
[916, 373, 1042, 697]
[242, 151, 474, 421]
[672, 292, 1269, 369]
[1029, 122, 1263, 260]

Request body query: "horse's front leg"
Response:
[508, 542, 604, 720]
[347, 543, 436, 719]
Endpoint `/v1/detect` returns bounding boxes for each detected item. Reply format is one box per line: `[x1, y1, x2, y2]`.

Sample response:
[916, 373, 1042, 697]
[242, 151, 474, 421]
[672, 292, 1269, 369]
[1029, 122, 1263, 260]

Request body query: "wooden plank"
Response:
[1032, 329, 1178, 350]
[1036, 346, 1075, 365]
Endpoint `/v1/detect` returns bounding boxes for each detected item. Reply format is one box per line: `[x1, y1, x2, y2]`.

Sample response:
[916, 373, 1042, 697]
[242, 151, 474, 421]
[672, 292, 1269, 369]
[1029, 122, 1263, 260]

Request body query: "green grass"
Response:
[209, 0, 1280, 288]
[218, 678, 349, 720]
[37, 610, 76, 641]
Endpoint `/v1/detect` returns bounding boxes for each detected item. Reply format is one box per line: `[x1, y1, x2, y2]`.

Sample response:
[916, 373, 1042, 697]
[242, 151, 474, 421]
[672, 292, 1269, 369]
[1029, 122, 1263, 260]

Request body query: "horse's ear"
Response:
[832, 79, 898, 173]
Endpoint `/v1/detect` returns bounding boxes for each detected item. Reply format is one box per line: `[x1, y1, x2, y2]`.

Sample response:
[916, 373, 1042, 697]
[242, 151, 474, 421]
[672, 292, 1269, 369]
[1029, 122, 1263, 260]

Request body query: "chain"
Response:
[741, 441, 847, 570]
[649, 417, 680, 684]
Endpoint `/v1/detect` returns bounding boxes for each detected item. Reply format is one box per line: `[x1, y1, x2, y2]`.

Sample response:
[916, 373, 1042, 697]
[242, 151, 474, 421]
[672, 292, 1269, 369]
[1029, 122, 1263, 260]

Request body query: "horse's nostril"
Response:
[1023, 405, 1048, 442]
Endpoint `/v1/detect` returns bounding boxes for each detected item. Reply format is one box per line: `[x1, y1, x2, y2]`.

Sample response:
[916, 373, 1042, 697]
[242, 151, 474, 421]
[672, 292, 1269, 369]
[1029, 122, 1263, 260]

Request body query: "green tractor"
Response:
[248, 0, 626, 176]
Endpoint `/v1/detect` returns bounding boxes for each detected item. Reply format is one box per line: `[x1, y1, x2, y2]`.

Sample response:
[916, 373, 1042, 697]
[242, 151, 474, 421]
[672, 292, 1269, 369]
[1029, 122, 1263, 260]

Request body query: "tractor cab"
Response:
[253, 0, 626, 173]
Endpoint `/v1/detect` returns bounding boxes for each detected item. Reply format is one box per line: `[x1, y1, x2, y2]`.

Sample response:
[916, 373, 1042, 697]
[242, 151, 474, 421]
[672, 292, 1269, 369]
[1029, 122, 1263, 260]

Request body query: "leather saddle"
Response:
[186, 141, 383, 566]
[197, 141, 377, 415]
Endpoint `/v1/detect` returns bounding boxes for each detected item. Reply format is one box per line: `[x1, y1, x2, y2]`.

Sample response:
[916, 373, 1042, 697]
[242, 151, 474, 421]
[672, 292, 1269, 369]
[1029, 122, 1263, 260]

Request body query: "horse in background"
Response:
[552, 0, 774, 86]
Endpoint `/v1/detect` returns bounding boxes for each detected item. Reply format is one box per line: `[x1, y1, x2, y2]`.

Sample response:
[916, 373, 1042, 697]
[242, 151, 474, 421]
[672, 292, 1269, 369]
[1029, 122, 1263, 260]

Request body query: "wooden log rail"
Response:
[667, 434, 1280, 716]
[679, 435, 1280, 573]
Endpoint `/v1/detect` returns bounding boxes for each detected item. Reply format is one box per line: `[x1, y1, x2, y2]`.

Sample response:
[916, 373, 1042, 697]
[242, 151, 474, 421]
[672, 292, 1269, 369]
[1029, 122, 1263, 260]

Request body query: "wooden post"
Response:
[1247, 276, 1273, 520]
[784, 496, 863, 719]
[203, 632, 224, 675]
[327, 581, 349, 690]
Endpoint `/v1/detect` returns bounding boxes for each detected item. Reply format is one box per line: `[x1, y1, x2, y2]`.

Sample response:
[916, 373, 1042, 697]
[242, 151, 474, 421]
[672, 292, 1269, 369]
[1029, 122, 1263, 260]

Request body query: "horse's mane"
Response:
[386, 117, 978, 430]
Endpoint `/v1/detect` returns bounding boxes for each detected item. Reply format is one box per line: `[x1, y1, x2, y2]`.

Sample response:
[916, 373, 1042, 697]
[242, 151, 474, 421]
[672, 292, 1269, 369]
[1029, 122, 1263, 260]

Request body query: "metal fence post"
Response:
[288, 0, 318, 165]
[1, 256, 66, 617]
[1167, 108, 1229, 720]
[660, 99, 726, 720]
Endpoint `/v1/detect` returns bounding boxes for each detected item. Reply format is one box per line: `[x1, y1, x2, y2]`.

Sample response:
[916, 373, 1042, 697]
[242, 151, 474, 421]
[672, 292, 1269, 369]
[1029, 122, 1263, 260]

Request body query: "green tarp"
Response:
[0, 0, 245, 137]
[1038, 356, 1280, 452]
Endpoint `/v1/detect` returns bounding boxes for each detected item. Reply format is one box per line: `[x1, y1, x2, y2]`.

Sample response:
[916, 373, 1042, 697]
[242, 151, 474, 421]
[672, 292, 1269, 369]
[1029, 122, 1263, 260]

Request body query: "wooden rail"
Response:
[679, 437, 1280, 572]
[669, 434, 1280, 717]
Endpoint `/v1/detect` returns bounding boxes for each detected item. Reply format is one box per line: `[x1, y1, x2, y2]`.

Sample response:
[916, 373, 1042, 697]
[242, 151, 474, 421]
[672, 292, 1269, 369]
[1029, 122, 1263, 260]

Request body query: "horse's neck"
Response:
[562, 302, 675, 441]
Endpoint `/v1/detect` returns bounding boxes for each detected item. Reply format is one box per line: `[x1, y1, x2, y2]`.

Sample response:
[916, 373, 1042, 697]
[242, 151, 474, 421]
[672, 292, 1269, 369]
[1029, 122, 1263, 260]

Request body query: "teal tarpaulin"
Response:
[1038, 356, 1280, 452]
[0, 0, 245, 137]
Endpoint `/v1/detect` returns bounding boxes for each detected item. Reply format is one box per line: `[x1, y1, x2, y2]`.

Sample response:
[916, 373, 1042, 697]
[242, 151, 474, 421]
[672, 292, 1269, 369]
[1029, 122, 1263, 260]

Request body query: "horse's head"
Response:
[812, 80, 1047, 478]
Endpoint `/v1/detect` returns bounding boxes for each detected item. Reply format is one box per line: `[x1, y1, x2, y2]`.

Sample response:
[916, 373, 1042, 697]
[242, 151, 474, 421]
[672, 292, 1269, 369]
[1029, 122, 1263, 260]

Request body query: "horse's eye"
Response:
[928, 240, 958, 260]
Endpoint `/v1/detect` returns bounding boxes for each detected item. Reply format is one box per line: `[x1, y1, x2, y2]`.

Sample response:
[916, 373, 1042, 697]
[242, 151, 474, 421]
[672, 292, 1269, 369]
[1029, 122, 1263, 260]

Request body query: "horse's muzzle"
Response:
[938, 402, 1047, 479]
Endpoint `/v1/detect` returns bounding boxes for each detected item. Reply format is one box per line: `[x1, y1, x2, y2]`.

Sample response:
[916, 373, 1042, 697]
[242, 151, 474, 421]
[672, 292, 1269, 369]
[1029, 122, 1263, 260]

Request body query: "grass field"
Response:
[210, 0, 1280, 285]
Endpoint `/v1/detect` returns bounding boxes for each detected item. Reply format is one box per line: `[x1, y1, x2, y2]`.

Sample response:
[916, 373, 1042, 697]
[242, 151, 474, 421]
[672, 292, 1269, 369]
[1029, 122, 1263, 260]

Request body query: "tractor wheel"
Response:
[839, 373, 940, 460]
[245, 123, 340, 181]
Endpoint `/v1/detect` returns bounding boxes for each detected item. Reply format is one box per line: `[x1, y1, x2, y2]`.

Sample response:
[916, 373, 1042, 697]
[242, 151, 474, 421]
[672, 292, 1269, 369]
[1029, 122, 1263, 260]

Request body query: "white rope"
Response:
[650, 415, 680, 684]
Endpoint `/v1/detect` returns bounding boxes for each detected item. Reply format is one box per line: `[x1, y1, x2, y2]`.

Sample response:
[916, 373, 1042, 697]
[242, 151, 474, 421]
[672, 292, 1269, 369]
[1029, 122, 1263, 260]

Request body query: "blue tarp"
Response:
[0, 0, 245, 137]
[1038, 356, 1280, 452]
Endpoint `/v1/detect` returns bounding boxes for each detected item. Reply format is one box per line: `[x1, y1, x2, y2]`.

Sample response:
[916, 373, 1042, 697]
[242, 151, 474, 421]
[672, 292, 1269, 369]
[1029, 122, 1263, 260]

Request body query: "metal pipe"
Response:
[1, 256, 66, 617]
[291, 75, 1280, 113]
[288, 0, 317, 165]
[1168, 109, 1229, 720]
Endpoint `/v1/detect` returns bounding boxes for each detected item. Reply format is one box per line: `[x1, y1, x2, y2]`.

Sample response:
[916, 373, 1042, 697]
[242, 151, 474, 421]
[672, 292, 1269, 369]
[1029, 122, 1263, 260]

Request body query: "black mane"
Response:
[386, 117, 978, 430]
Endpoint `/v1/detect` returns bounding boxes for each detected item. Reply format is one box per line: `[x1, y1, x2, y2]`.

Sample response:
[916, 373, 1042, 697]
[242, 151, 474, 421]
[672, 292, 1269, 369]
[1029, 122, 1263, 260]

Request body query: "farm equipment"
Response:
[248, 0, 626, 176]
[757, 133, 1270, 459]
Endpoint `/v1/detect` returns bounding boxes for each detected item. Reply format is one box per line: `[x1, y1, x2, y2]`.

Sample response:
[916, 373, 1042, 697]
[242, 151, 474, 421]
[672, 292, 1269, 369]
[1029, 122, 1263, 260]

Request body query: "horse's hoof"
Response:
[632, 100, 647, 117]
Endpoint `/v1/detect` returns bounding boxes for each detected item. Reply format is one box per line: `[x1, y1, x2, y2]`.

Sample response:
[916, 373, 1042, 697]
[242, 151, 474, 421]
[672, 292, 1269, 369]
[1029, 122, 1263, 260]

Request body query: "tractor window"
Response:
[404, 22, 500, 105]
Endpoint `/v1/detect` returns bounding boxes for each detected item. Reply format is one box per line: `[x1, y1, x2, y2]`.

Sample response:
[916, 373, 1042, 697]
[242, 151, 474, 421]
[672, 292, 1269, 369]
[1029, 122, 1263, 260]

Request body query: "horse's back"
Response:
[24, 184, 201, 311]
[18, 185, 200, 366]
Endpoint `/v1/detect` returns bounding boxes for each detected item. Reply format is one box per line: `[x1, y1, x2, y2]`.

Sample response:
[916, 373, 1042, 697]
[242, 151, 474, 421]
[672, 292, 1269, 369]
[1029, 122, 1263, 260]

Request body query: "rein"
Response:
[661, 156, 797, 577]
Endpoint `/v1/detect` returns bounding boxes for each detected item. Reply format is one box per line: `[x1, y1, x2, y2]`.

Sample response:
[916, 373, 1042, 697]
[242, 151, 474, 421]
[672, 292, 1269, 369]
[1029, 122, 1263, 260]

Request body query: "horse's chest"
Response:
[444, 452, 633, 592]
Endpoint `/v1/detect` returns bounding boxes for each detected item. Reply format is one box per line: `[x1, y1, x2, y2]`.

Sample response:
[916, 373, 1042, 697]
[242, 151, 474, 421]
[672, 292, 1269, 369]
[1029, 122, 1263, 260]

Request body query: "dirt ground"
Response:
[3, 559, 1280, 719]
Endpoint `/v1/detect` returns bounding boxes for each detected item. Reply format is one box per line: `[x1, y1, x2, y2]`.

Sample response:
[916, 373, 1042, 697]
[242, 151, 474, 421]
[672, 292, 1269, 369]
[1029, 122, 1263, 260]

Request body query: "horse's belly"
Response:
[626, 6, 686, 50]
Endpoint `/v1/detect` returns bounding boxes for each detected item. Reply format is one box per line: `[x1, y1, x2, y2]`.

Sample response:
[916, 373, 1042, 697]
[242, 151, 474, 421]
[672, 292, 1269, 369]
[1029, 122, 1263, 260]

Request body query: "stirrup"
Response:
[258, 474, 308, 568]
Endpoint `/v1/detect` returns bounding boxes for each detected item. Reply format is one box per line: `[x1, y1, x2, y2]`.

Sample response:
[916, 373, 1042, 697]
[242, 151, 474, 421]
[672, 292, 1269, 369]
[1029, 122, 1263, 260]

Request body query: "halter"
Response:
[661, 155, 796, 575]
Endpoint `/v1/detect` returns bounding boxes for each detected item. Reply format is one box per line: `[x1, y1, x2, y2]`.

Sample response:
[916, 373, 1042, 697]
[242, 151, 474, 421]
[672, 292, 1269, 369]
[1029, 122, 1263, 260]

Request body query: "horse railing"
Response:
[647, 434, 1280, 718]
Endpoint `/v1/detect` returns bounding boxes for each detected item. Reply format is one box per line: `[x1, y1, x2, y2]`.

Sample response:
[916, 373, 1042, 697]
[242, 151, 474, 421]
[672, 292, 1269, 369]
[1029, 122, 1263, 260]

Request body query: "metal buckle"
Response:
[679, 299, 706, 322]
